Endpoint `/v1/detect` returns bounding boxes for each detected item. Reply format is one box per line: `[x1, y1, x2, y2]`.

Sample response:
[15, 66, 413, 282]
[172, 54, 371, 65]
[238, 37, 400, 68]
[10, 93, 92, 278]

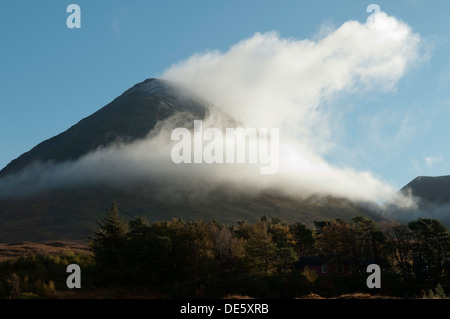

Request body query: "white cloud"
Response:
[160, 12, 422, 203]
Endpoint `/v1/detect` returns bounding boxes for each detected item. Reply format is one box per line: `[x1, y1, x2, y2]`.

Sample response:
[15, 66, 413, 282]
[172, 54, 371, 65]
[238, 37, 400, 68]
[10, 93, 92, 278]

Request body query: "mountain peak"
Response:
[0, 78, 208, 177]
[124, 78, 177, 97]
[402, 175, 450, 204]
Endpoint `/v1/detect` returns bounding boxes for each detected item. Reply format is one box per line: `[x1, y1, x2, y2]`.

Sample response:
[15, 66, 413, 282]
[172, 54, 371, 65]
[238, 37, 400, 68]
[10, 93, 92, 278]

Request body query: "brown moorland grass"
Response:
[0, 241, 90, 261]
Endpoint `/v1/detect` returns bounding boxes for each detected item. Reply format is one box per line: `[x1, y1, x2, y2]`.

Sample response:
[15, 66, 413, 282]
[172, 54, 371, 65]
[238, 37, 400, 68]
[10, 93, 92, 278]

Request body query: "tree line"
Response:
[1, 203, 450, 298]
[88, 203, 450, 298]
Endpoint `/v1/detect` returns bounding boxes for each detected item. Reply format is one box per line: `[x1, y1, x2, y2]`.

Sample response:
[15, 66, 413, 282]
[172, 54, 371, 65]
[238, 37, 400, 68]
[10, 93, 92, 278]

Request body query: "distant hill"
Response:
[382, 175, 450, 228]
[401, 175, 450, 205]
[0, 78, 383, 242]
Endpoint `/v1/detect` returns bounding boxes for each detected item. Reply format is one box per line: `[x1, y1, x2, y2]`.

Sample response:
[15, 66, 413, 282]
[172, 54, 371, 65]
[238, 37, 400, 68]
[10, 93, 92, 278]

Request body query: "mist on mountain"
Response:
[382, 176, 450, 226]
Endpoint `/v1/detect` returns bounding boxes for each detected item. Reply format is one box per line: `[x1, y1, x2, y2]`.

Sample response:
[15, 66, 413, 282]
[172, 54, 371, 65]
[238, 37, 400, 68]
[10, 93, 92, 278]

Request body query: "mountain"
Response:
[0, 78, 382, 242]
[0, 79, 208, 178]
[383, 175, 450, 228]
[400, 175, 450, 205]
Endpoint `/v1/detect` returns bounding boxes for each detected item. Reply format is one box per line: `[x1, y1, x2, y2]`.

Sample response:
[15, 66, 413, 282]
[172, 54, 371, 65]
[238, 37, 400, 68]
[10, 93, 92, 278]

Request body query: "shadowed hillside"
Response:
[0, 185, 381, 242]
[401, 175, 450, 204]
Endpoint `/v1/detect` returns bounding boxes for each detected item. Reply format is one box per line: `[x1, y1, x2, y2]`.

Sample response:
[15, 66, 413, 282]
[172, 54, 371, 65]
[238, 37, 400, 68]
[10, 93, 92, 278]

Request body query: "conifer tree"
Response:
[409, 218, 450, 282]
[90, 202, 128, 268]
[246, 220, 277, 274]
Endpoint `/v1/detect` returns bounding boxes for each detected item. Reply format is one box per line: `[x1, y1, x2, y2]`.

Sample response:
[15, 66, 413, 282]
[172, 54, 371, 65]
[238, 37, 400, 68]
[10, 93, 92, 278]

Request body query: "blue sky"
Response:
[1, 0, 450, 191]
